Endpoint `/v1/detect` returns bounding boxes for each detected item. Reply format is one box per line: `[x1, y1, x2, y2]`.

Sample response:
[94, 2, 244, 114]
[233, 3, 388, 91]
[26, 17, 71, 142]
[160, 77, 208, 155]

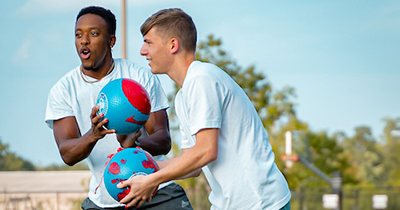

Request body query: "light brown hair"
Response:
[141, 8, 197, 52]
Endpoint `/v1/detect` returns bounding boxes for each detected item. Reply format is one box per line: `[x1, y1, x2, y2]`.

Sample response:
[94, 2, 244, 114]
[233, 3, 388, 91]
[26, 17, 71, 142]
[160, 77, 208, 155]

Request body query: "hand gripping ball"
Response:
[104, 147, 159, 201]
[96, 78, 151, 135]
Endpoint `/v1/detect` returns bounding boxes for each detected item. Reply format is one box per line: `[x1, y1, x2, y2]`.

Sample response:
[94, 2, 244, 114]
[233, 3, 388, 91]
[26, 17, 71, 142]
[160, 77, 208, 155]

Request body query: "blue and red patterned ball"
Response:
[104, 147, 159, 201]
[96, 78, 151, 135]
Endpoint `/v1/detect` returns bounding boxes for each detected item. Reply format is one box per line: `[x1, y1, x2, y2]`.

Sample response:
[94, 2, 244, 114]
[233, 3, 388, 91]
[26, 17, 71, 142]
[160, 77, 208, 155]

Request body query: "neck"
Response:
[168, 54, 195, 87]
[81, 57, 114, 80]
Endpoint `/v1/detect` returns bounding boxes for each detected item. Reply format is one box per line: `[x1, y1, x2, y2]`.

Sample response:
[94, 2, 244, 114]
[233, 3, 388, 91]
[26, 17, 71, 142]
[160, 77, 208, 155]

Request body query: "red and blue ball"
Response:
[104, 147, 159, 201]
[96, 78, 151, 135]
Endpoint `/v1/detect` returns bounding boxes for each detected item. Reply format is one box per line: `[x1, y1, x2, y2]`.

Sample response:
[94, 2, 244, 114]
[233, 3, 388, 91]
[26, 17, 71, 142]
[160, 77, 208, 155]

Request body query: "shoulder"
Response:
[50, 66, 80, 93]
[189, 61, 219, 74]
[183, 61, 223, 88]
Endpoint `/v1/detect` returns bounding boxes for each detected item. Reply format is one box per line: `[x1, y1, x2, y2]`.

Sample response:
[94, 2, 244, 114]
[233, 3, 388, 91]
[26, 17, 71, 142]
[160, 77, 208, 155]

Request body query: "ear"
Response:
[170, 38, 179, 54]
[109, 35, 116, 48]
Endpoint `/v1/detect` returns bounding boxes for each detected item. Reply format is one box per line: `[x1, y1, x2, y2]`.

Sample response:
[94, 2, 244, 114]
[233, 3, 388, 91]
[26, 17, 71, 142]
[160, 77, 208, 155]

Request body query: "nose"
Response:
[140, 44, 147, 56]
[81, 34, 90, 46]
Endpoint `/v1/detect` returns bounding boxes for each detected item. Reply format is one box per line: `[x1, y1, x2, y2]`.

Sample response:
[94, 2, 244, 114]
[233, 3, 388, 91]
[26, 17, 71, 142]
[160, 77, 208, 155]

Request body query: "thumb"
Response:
[117, 180, 129, 189]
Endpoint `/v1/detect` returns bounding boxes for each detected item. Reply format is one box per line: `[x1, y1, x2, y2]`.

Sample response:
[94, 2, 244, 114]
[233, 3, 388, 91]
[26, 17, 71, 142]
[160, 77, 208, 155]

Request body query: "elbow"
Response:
[59, 150, 80, 166]
[209, 152, 218, 163]
[197, 144, 218, 165]
[205, 149, 218, 164]
[159, 132, 172, 155]
[62, 157, 77, 166]
[65, 162, 76, 167]
[162, 141, 172, 155]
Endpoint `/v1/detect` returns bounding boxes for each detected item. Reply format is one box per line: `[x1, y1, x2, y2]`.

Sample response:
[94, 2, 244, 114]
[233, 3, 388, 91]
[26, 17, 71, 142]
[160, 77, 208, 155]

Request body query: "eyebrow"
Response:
[75, 26, 102, 32]
[143, 37, 153, 42]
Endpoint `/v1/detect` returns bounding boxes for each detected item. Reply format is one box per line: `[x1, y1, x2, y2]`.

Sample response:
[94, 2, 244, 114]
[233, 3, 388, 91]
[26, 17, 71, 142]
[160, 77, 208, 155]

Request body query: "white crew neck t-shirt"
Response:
[45, 58, 172, 208]
[175, 61, 291, 210]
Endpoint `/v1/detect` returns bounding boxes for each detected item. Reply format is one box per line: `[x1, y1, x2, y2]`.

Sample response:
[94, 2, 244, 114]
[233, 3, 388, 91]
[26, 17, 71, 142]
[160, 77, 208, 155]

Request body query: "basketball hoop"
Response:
[282, 131, 298, 168]
[280, 154, 299, 162]
[281, 154, 299, 169]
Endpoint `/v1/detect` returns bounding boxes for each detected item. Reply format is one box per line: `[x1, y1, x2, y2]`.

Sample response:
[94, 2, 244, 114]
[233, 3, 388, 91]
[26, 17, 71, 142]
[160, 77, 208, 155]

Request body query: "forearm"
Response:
[151, 144, 216, 185]
[156, 154, 202, 179]
[53, 115, 108, 166]
[178, 168, 202, 179]
[119, 109, 171, 156]
[57, 132, 98, 166]
[137, 129, 171, 156]
[152, 128, 218, 183]
[54, 108, 116, 166]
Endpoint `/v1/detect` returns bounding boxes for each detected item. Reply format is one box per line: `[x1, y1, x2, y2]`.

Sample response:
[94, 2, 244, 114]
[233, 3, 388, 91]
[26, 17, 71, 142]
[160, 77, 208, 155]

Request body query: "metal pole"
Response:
[298, 156, 332, 184]
[121, 0, 127, 59]
[299, 186, 304, 210]
[331, 171, 342, 210]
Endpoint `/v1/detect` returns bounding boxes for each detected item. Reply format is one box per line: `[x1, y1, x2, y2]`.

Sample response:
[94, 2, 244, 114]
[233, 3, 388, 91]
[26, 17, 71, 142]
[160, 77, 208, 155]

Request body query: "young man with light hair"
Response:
[118, 8, 291, 210]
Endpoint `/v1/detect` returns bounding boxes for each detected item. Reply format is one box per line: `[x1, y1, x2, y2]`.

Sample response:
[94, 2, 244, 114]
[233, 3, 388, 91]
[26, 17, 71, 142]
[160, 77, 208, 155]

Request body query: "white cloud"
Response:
[12, 38, 32, 64]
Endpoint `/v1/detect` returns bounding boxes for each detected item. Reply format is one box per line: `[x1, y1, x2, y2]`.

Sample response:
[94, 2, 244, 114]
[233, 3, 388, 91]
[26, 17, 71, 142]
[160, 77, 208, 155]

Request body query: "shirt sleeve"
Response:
[44, 83, 74, 129]
[179, 123, 194, 149]
[184, 75, 223, 135]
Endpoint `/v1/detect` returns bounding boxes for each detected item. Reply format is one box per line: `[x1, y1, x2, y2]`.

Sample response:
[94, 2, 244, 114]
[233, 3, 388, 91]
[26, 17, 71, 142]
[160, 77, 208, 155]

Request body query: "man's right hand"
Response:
[53, 105, 115, 166]
[90, 105, 116, 139]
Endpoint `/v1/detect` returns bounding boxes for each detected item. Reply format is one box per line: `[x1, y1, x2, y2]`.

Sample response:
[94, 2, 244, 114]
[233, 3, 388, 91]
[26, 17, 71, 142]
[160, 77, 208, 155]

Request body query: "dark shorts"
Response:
[280, 201, 291, 210]
[81, 183, 193, 210]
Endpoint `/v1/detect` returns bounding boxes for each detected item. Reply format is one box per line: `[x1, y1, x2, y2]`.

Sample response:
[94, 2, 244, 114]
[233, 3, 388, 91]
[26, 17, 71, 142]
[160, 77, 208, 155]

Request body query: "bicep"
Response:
[53, 116, 81, 145]
[195, 128, 219, 148]
[194, 128, 219, 162]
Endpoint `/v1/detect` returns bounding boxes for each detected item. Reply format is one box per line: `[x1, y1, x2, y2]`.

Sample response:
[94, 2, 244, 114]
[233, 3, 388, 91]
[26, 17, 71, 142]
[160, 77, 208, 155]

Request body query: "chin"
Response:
[150, 68, 158, 74]
[151, 67, 164, 75]
[81, 61, 95, 70]
[82, 65, 94, 71]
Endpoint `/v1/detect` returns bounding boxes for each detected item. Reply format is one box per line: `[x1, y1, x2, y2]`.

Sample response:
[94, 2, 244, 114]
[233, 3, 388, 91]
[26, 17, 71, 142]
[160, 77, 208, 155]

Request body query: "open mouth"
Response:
[146, 58, 152, 66]
[80, 47, 91, 59]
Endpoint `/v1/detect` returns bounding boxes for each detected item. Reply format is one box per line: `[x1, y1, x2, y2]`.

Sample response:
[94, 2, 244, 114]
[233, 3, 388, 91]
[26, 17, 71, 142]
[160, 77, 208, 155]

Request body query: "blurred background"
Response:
[0, 0, 399, 209]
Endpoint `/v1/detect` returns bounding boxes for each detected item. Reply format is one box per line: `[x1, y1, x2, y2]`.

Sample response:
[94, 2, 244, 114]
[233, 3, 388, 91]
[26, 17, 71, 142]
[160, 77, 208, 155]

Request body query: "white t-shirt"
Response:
[175, 61, 291, 210]
[45, 58, 172, 208]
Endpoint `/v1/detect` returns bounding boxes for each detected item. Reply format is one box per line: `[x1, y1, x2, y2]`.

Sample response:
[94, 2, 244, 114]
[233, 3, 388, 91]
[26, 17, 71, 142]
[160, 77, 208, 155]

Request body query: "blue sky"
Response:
[0, 0, 399, 166]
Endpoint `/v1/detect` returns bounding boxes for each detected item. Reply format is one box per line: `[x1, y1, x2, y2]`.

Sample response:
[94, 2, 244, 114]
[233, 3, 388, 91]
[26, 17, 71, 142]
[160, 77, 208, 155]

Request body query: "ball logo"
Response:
[129, 172, 147, 179]
[97, 93, 108, 116]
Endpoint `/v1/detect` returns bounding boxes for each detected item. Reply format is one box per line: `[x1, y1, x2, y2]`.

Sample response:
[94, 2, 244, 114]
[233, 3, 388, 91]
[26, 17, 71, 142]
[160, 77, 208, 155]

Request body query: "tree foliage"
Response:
[381, 117, 400, 185]
[0, 137, 88, 171]
[0, 137, 35, 171]
[342, 126, 384, 184]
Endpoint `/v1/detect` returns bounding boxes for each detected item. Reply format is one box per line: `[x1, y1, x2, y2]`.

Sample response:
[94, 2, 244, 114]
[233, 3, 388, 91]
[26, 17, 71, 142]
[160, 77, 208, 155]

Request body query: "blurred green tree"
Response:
[0, 137, 35, 171]
[342, 126, 384, 185]
[380, 117, 400, 186]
